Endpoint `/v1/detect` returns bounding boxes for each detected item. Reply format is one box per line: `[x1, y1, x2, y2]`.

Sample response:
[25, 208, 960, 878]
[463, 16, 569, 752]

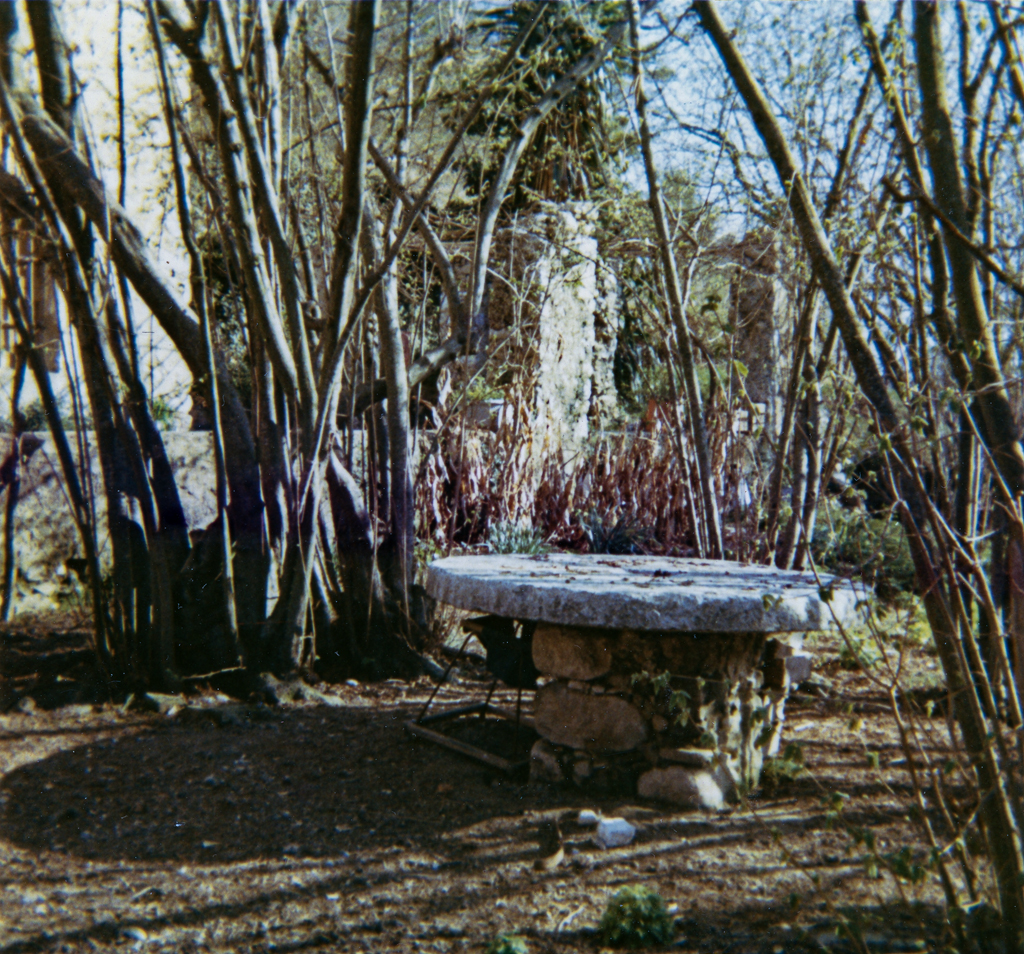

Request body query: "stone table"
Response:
[426, 553, 859, 809]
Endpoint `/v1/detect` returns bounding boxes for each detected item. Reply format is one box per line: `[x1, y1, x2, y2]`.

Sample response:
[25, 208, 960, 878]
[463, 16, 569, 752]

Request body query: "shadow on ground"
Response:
[0, 697, 959, 954]
[1, 703, 562, 864]
[1, 701, 917, 868]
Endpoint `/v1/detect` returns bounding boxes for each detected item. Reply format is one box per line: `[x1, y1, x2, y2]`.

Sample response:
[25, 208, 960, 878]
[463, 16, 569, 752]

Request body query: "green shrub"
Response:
[598, 885, 674, 948]
[17, 397, 79, 431]
[580, 509, 651, 555]
[812, 504, 915, 601]
[839, 631, 884, 670]
[466, 377, 505, 403]
[487, 521, 550, 555]
[486, 933, 528, 954]
[761, 743, 807, 796]
[21, 400, 48, 431]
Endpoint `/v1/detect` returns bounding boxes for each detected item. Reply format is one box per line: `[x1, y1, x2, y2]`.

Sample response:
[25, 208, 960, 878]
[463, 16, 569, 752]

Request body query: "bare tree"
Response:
[0, 0, 641, 685]
[695, 1, 1024, 944]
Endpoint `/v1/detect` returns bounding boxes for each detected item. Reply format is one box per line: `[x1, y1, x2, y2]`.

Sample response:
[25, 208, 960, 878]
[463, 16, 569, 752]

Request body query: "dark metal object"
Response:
[404, 700, 535, 774]
[405, 615, 536, 773]
[416, 629, 473, 723]
[469, 615, 539, 688]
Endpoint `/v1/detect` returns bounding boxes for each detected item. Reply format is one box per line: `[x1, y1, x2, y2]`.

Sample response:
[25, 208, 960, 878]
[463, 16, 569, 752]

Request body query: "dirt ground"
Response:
[0, 621, 980, 954]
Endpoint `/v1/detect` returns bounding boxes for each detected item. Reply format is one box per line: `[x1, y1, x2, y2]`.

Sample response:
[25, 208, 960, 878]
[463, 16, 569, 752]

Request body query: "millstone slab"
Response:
[425, 554, 857, 632]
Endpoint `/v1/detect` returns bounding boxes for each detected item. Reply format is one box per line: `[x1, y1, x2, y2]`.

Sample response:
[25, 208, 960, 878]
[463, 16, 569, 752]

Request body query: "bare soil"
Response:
[0, 623, 972, 954]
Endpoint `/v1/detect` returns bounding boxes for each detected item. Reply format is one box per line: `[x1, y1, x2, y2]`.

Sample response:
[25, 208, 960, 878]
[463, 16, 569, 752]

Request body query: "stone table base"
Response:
[424, 555, 852, 809]
[523, 623, 809, 808]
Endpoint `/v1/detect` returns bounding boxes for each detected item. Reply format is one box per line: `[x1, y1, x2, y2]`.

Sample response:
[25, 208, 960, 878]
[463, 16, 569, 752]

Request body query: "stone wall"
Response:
[0, 429, 443, 617]
[527, 624, 814, 808]
[0, 432, 218, 616]
[529, 204, 620, 447]
[527, 622, 774, 807]
[0, 1, 195, 426]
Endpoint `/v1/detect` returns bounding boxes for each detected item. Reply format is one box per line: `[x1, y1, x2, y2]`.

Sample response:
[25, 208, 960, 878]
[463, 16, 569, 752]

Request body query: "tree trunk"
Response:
[696, 2, 1024, 942]
[629, 0, 722, 558]
[913, 3, 1024, 498]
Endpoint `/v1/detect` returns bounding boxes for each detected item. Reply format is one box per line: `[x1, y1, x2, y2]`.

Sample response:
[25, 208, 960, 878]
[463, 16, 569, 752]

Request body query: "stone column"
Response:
[730, 232, 781, 440]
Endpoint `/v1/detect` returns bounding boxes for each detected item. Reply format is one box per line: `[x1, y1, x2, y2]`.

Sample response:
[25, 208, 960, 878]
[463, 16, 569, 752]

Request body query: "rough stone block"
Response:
[529, 739, 565, 785]
[532, 624, 613, 681]
[762, 657, 787, 692]
[615, 629, 767, 684]
[572, 757, 592, 785]
[595, 816, 636, 848]
[762, 638, 812, 690]
[786, 652, 814, 686]
[534, 682, 648, 753]
[638, 765, 729, 810]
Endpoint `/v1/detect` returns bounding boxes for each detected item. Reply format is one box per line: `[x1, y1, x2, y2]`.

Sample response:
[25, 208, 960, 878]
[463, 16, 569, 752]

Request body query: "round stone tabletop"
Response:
[426, 554, 860, 633]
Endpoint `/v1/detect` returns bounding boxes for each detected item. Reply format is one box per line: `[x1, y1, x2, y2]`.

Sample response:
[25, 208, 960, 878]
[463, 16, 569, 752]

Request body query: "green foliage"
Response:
[760, 743, 807, 795]
[839, 630, 884, 670]
[881, 846, 929, 885]
[454, 1, 628, 207]
[822, 790, 851, 831]
[16, 396, 79, 431]
[198, 231, 252, 409]
[598, 885, 674, 948]
[465, 377, 505, 404]
[217, 314, 252, 410]
[149, 396, 177, 430]
[847, 823, 931, 887]
[414, 538, 446, 583]
[487, 521, 551, 555]
[631, 669, 692, 728]
[20, 399, 49, 432]
[486, 933, 528, 954]
[812, 503, 915, 601]
[611, 199, 723, 412]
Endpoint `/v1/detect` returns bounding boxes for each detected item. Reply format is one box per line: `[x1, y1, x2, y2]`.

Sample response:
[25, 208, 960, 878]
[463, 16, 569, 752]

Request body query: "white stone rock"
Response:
[595, 817, 636, 849]
[426, 554, 859, 633]
[534, 682, 648, 752]
[786, 652, 814, 685]
[577, 809, 601, 826]
[638, 766, 729, 810]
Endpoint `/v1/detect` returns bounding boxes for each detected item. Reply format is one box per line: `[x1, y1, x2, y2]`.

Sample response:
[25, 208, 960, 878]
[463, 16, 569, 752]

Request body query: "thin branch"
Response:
[368, 138, 464, 333]
[883, 176, 1024, 301]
